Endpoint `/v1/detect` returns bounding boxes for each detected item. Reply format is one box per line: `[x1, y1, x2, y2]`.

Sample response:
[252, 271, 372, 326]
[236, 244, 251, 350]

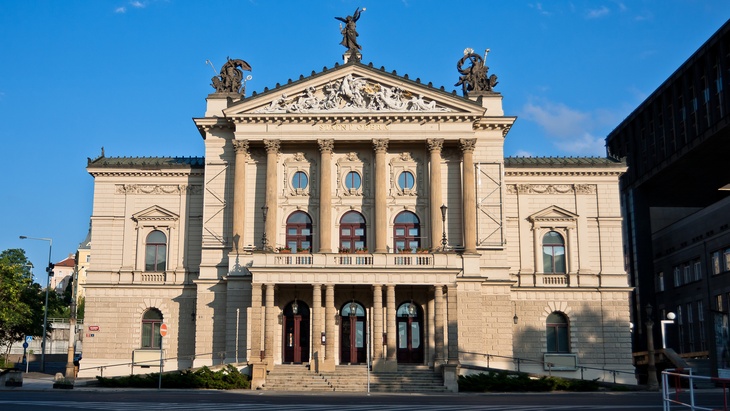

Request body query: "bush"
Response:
[458, 371, 599, 392]
[97, 365, 250, 390]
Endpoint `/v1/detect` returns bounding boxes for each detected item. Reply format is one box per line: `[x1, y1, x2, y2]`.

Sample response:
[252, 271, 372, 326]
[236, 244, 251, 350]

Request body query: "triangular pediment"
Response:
[223, 62, 485, 117]
[132, 205, 179, 222]
[528, 206, 579, 223]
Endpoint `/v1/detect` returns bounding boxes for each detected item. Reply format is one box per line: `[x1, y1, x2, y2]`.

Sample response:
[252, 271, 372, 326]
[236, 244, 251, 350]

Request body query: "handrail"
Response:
[78, 350, 244, 378]
[662, 368, 730, 411]
[458, 351, 636, 384]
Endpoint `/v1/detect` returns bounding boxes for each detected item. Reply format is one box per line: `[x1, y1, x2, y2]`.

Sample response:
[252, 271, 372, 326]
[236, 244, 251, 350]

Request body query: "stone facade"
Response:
[80, 59, 635, 388]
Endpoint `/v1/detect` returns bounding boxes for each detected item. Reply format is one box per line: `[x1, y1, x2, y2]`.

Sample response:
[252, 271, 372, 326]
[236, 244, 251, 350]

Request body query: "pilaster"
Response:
[373, 139, 389, 253]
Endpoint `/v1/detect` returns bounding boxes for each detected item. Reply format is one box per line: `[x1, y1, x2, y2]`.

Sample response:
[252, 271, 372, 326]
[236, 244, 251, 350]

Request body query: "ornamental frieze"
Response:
[506, 184, 596, 195]
[253, 74, 452, 114]
[116, 184, 202, 195]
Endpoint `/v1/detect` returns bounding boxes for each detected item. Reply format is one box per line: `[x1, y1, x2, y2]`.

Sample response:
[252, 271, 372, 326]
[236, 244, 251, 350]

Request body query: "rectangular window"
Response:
[687, 303, 695, 352]
[694, 260, 702, 281]
[683, 264, 691, 284]
[718, 294, 725, 312]
[712, 251, 722, 274]
[674, 267, 681, 287]
[657, 272, 665, 292]
[698, 300, 706, 351]
[725, 248, 730, 271]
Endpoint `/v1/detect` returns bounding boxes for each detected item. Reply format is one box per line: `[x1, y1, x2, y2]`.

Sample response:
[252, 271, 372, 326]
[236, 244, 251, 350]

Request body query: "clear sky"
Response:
[1, 1, 727, 283]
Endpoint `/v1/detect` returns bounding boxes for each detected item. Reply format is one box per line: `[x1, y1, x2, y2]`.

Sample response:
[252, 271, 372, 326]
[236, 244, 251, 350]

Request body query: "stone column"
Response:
[311, 284, 323, 372]
[372, 284, 385, 371]
[322, 284, 336, 371]
[427, 139, 444, 251]
[232, 140, 249, 252]
[250, 283, 266, 389]
[264, 283, 276, 366]
[264, 139, 280, 251]
[443, 284, 460, 392]
[318, 139, 334, 253]
[373, 139, 389, 253]
[434, 285, 445, 368]
[385, 284, 397, 371]
[460, 139, 477, 253]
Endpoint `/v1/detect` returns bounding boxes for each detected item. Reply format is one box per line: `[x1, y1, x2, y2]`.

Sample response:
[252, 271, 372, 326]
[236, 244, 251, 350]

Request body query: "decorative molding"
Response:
[264, 139, 281, 154]
[372, 139, 389, 153]
[426, 138, 444, 152]
[252, 74, 452, 114]
[506, 184, 597, 195]
[318, 139, 334, 153]
[459, 138, 476, 153]
[116, 184, 202, 195]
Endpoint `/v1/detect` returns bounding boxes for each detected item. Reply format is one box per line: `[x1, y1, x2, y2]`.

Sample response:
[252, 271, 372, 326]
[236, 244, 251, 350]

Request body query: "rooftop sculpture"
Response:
[336, 8, 365, 58]
[455, 48, 498, 96]
[211, 57, 252, 94]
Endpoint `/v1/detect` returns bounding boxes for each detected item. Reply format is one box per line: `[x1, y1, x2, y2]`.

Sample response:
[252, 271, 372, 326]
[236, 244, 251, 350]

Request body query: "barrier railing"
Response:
[78, 350, 244, 379]
[662, 368, 730, 411]
[459, 351, 636, 384]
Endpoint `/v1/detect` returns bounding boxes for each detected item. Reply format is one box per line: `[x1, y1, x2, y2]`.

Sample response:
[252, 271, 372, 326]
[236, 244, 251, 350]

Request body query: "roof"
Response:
[78, 225, 91, 250]
[55, 255, 75, 267]
[504, 156, 625, 168]
[87, 155, 205, 169]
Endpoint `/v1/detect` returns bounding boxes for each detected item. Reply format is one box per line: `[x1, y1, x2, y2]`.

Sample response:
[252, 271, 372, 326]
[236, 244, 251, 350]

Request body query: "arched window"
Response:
[340, 211, 366, 253]
[394, 211, 420, 252]
[542, 231, 566, 273]
[141, 308, 163, 348]
[546, 312, 570, 353]
[145, 230, 167, 272]
[286, 211, 312, 252]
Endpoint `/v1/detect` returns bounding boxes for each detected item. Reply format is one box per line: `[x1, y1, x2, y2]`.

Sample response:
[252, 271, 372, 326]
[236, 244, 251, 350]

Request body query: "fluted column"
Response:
[373, 139, 389, 253]
[312, 284, 323, 372]
[264, 283, 276, 365]
[386, 284, 397, 370]
[318, 139, 334, 253]
[264, 139, 280, 251]
[460, 139, 477, 253]
[372, 284, 384, 369]
[322, 284, 336, 371]
[427, 139, 444, 251]
[434, 285, 445, 367]
[232, 140, 249, 252]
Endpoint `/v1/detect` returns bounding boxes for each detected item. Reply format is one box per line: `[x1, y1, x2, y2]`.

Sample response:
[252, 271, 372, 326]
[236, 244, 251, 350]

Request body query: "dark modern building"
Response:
[606, 19, 730, 376]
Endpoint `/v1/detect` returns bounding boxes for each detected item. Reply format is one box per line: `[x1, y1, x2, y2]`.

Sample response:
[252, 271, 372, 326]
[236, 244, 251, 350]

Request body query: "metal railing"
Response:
[459, 351, 636, 384]
[662, 368, 730, 411]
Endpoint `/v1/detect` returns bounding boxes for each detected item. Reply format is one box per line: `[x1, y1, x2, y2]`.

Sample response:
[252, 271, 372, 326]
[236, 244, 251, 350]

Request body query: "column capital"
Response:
[318, 139, 335, 153]
[233, 139, 250, 153]
[459, 138, 476, 153]
[426, 138, 444, 152]
[372, 138, 389, 153]
[264, 139, 281, 154]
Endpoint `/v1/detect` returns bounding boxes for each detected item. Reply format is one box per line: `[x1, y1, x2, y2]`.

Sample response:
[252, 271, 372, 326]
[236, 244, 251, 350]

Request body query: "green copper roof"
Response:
[504, 156, 624, 168]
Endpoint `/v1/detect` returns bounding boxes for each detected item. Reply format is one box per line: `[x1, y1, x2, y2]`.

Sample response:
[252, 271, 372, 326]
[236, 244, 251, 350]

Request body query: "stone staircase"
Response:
[263, 363, 448, 393]
[263, 364, 333, 391]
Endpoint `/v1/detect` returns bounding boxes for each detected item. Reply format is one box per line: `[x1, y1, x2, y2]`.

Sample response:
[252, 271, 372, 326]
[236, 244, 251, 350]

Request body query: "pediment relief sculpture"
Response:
[253, 74, 452, 114]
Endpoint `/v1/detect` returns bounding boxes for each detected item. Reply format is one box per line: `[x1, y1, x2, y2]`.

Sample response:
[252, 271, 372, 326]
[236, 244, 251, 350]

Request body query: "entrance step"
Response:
[263, 364, 333, 392]
[319, 364, 448, 393]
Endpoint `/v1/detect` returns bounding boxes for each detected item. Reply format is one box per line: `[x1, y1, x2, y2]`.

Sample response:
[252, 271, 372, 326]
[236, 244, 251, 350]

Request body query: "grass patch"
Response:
[96, 365, 250, 390]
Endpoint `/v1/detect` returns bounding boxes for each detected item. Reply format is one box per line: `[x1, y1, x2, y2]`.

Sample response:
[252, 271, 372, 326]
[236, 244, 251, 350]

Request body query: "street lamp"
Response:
[19, 235, 53, 373]
[661, 312, 676, 349]
[440, 204, 448, 250]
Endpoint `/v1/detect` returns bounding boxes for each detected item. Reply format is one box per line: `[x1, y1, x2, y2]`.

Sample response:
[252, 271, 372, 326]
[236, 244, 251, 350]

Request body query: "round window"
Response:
[292, 171, 308, 189]
[344, 171, 361, 190]
[398, 171, 415, 190]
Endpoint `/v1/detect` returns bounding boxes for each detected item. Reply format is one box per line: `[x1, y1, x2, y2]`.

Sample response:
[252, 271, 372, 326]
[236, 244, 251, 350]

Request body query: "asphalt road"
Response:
[0, 388, 701, 411]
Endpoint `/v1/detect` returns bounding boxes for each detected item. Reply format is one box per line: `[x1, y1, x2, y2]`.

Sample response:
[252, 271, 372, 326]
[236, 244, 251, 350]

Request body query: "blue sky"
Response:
[1, 1, 727, 283]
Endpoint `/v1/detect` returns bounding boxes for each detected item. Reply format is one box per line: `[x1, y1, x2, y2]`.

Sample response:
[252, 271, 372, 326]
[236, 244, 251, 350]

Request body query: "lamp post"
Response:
[261, 206, 269, 251]
[661, 312, 676, 349]
[19, 235, 53, 373]
[65, 254, 79, 379]
[645, 304, 659, 390]
[440, 204, 448, 250]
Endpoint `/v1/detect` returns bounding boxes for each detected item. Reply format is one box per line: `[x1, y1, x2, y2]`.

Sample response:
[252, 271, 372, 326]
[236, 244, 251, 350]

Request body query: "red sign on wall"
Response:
[88, 325, 100, 331]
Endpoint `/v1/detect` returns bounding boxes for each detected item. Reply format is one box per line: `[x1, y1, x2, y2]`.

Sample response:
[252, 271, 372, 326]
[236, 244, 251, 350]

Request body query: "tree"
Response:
[0, 249, 46, 360]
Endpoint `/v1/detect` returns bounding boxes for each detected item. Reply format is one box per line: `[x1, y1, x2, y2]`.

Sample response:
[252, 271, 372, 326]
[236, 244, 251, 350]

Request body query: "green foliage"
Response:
[458, 371, 599, 392]
[96, 365, 250, 390]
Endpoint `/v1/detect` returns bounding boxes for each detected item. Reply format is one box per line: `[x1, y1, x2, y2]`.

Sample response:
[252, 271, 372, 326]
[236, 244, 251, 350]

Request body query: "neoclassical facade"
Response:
[81, 54, 634, 389]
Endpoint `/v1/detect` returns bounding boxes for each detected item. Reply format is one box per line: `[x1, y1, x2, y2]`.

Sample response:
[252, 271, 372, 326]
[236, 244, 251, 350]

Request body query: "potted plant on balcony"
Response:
[416, 247, 429, 254]
[277, 246, 291, 254]
[296, 247, 310, 254]
[355, 247, 368, 254]
[338, 247, 350, 254]
[399, 247, 413, 253]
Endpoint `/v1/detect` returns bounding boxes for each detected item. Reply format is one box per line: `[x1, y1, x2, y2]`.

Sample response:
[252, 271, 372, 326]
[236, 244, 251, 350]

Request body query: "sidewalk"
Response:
[2, 372, 97, 391]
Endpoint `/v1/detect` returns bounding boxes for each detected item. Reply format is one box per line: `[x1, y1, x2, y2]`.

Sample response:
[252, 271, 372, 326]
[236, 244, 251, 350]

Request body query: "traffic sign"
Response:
[25, 336, 32, 343]
[22, 342, 28, 349]
[159, 323, 168, 337]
